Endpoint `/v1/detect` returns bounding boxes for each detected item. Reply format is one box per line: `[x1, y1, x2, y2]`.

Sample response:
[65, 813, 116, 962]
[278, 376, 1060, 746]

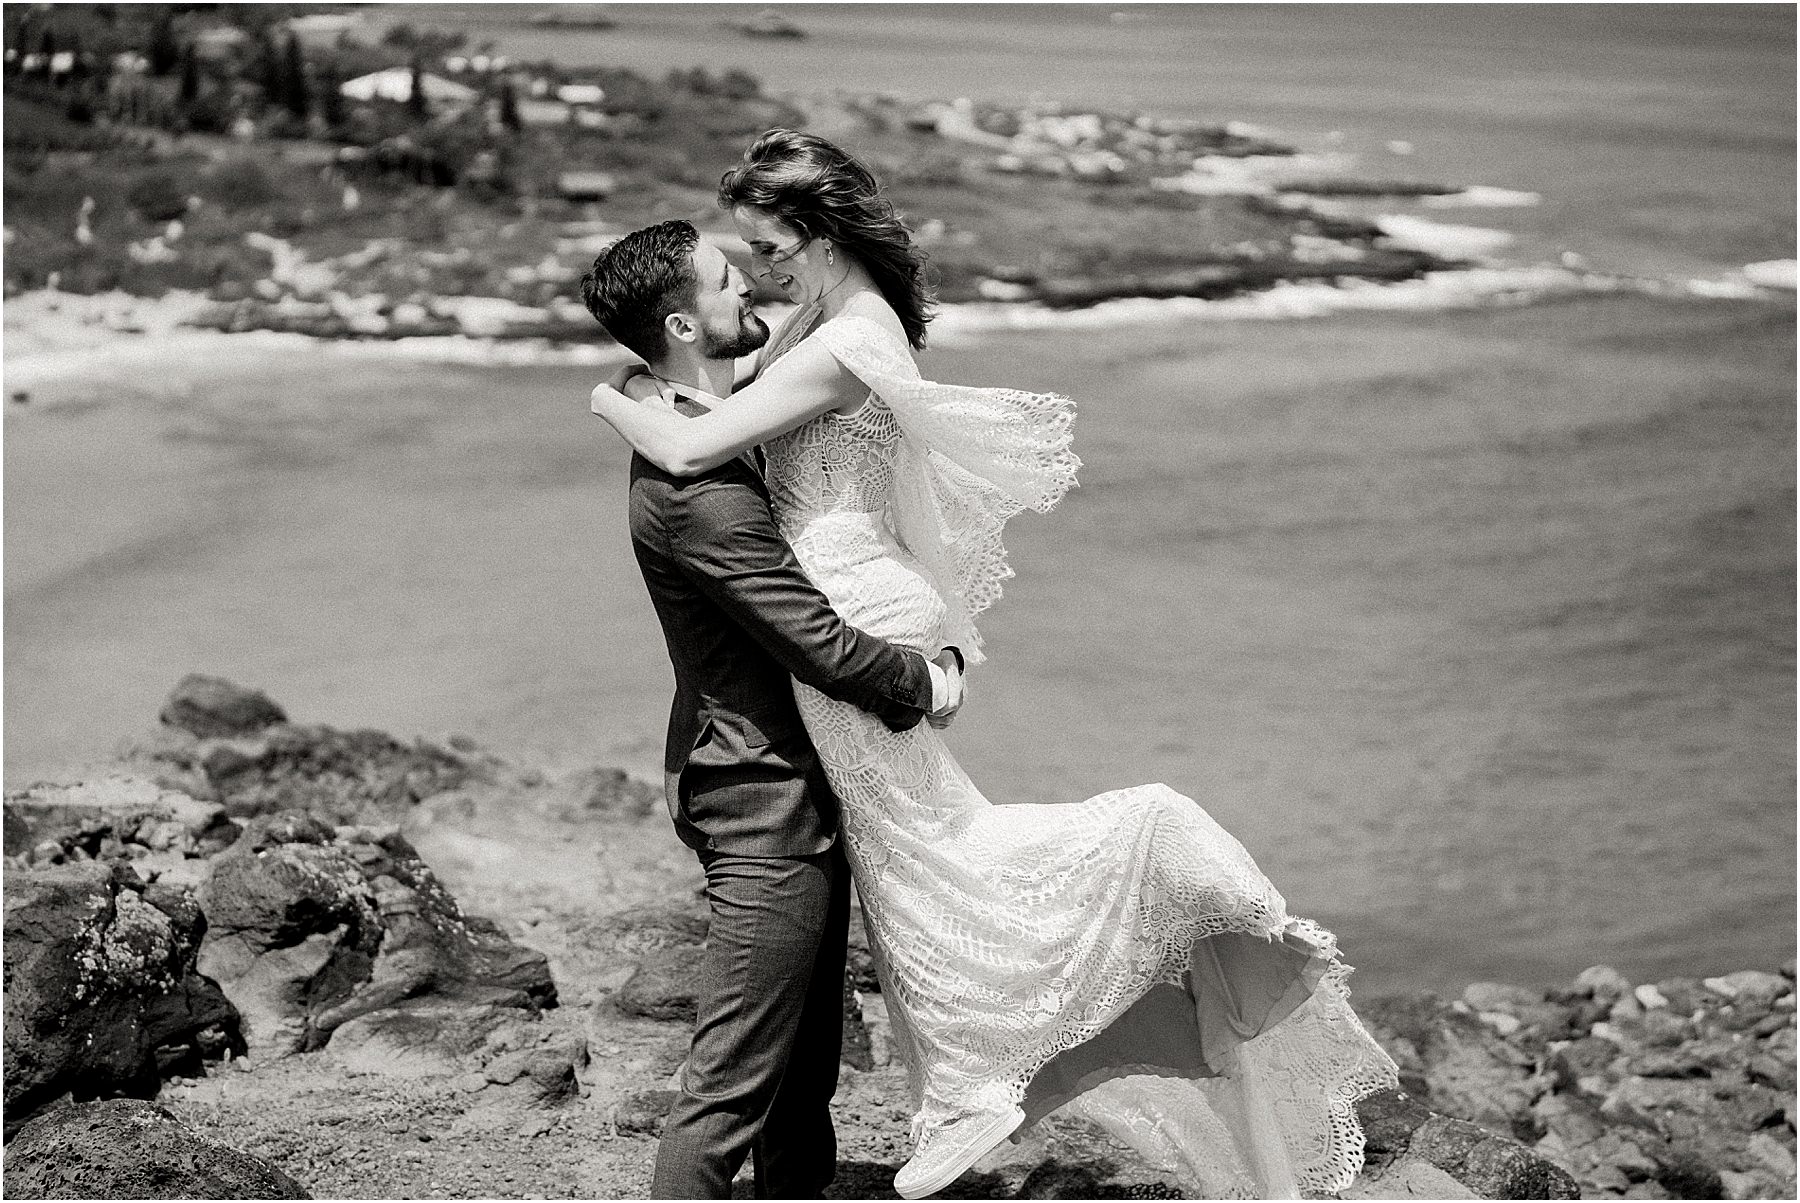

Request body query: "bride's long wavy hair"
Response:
[719, 129, 936, 350]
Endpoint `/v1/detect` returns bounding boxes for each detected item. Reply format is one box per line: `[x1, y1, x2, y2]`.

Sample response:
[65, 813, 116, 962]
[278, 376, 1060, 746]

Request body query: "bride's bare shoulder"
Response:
[833, 291, 910, 345]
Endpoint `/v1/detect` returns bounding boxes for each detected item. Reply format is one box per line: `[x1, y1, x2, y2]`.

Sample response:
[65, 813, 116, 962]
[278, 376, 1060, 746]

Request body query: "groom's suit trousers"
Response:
[650, 845, 850, 1200]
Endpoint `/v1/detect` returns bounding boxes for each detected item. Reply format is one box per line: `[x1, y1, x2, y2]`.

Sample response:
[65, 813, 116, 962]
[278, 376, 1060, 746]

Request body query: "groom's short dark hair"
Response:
[580, 220, 700, 362]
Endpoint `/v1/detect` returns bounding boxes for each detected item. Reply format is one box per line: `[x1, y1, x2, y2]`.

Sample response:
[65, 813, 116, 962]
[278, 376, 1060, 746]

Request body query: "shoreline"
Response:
[5, 258, 1792, 403]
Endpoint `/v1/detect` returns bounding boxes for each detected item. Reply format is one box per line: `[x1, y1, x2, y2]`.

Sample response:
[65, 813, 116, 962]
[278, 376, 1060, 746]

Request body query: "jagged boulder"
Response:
[1354, 1088, 1579, 1199]
[197, 724, 475, 821]
[1355, 964, 1797, 1200]
[1408, 1113, 1582, 1199]
[477, 1032, 591, 1105]
[611, 1087, 679, 1137]
[138, 677, 480, 823]
[596, 900, 710, 955]
[3, 863, 239, 1135]
[160, 674, 288, 740]
[541, 765, 663, 821]
[195, 813, 554, 1062]
[4, 1098, 308, 1199]
[1359, 992, 1542, 1135]
[614, 945, 701, 1023]
[3, 777, 236, 887]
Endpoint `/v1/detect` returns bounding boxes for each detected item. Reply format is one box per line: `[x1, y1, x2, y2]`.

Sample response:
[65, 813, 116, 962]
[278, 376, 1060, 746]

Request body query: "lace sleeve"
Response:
[813, 314, 1081, 664]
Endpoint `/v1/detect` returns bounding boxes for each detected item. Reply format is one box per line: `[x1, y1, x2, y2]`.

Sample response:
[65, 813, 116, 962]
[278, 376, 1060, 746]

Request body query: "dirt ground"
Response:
[160, 777, 1176, 1200]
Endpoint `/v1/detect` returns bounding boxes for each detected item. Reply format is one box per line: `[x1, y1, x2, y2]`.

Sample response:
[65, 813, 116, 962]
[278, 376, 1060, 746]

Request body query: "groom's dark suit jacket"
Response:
[628, 449, 934, 857]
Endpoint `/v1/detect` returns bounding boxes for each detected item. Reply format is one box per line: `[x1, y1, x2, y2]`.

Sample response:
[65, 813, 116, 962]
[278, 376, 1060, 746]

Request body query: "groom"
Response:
[580, 220, 962, 1199]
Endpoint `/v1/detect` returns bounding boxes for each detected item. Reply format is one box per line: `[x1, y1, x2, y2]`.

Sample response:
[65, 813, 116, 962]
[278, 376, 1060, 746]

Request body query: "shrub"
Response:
[126, 169, 189, 221]
[182, 88, 235, 135]
[2, 91, 115, 152]
[206, 157, 277, 210]
[892, 153, 965, 188]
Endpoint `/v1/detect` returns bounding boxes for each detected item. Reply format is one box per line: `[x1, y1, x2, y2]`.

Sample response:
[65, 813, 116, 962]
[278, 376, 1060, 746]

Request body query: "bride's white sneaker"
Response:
[893, 1105, 1026, 1199]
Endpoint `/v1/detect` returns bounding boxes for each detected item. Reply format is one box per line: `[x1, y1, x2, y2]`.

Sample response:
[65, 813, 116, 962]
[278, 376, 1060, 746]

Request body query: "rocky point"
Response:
[2, 676, 1791, 1199]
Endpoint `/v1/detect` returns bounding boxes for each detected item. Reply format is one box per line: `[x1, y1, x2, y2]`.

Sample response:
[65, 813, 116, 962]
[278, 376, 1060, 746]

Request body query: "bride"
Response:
[587, 128, 1397, 1200]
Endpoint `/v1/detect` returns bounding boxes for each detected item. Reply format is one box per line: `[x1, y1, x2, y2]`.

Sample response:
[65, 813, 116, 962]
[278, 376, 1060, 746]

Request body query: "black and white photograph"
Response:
[2, 2, 1794, 1199]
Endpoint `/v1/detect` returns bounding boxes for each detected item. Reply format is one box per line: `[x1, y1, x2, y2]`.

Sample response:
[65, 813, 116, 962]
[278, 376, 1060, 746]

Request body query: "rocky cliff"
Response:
[3, 677, 1790, 1199]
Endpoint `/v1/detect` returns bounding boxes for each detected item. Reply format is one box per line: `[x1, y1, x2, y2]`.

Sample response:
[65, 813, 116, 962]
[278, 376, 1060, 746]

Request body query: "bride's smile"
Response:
[733, 202, 845, 307]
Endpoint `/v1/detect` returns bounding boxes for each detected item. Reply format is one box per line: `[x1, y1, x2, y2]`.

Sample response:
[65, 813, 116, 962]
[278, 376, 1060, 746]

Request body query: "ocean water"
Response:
[390, 2, 1800, 988]
[5, 5, 1793, 994]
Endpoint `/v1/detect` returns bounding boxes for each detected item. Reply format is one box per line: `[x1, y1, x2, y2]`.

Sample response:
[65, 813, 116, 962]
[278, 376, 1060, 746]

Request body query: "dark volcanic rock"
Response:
[612, 1087, 678, 1137]
[593, 900, 709, 1024]
[5, 1098, 309, 1199]
[1546, 1034, 1621, 1091]
[195, 724, 476, 822]
[1360, 991, 1540, 1132]
[1365, 963, 1799, 1201]
[160, 675, 288, 739]
[1408, 1113, 1582, 1199]
[594, 900, 710, 959]
[1355, 1087, 1436, 1171]
[1017, 1163, 1114, 1198]
[514, 1037, 590, 1109]
[139, 679, 479, 823]
[4, 863, 239, 1135]
[4, 777, 234, 864]
[196, 815, 553, 1060]
[615, 946, 701, 1023]
[543, 766, 662, 820]
[478, 1034, 589, 1105]
[1354, 1087, 1579, 1199]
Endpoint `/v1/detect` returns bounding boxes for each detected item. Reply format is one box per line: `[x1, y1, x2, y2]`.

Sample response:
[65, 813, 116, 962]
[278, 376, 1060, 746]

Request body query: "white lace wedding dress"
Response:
[756, 306, 1398, 1199]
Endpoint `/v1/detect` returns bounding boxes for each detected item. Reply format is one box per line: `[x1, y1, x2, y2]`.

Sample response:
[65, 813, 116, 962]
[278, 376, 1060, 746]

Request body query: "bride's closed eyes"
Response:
[749, 238, 803, 265]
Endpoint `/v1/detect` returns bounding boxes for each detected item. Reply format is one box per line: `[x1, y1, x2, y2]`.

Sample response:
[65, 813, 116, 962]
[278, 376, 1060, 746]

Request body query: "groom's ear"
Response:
[664, 310, 698, 347]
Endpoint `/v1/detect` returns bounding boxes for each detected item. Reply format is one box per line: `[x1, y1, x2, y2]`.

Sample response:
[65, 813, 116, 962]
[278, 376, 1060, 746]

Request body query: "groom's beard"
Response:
[701, 312, 770, 361]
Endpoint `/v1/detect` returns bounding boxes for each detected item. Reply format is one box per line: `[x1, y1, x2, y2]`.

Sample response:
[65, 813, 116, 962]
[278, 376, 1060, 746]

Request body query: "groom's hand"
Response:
[926, 649, 965, 729]
[593, 364, 671, 415]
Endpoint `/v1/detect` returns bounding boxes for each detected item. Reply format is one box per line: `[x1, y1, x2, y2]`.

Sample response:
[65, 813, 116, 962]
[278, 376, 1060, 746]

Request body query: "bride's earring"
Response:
[826, 243, 835, 267]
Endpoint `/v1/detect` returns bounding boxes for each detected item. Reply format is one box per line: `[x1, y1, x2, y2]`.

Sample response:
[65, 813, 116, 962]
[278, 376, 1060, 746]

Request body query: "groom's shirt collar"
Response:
[651, 373, 729, 412]
[652, 375, 764, 478]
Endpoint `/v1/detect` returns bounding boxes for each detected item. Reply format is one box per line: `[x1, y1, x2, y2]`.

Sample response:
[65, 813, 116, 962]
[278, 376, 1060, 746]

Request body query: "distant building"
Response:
[557, 171, 617, 202]
[516, 98, 571, 126]
[512, 81, 607, 127]
[284, 12, 372, 49]
[554, 83, 605, 106]
[340, 67, 478, 112]
[447, 54, 510, 74]
[192, 26, 251, 62]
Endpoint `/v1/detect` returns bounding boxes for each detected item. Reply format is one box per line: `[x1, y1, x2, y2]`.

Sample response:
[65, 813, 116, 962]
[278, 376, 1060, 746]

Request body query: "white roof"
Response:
[554, 83, 605, 105]
[340, 67, 478, 104]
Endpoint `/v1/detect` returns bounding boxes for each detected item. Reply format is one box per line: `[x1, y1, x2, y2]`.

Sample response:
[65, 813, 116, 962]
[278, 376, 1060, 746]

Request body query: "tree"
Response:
[407, 55, 427, 119]
[280, 32, 308, 119]
[498, 78, 521, 131]
[255, 33, 283, 103]
[147, 8, 179, 75]
[178, 43, 199, 103]
[65, 30, 89, 84]
[318, 61, 346, 129]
